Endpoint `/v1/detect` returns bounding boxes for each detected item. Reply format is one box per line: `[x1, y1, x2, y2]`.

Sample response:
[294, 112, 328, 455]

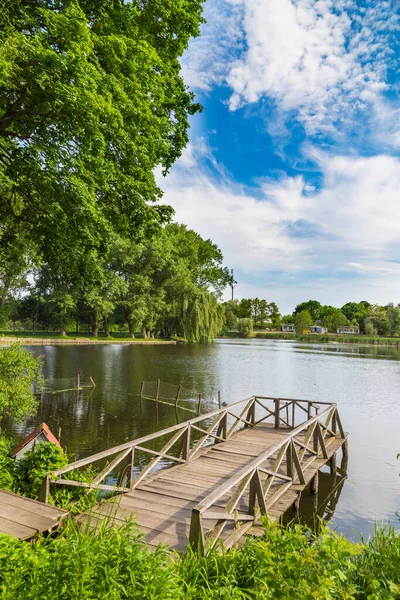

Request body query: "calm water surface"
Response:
[7, 339, 400, 541]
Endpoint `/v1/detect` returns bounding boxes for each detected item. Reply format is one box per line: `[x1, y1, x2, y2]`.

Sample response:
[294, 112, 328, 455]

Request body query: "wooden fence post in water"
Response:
[76, 373, 80, 390]
[175, 385, 182, 408]
[140, 381, 144, 401]
[155, 379, 160, 403]
[197, 394, 202, 416]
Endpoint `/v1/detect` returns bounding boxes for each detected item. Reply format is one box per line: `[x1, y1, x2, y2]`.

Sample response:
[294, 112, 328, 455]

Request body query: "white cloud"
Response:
[228, 0, 397, 133]
[181, 0, 244, 91]
[182, 0, 399, 136]
[160, 142, 400, 311]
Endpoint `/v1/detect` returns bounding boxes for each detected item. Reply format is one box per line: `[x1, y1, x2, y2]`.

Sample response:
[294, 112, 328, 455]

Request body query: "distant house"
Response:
[11, 423, 62, 460]
[337, 326, 360, 335]
[310, 325, 328, 334]
[281, 324, 295, 333]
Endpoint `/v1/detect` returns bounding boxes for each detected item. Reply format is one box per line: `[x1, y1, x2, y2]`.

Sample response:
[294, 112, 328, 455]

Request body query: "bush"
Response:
[0, 434, 98, 511]
[0, 343, 43, 422]
[1, 518, 400, 599]
[14, 442, 68, 499]
[237, 318, 253, 338]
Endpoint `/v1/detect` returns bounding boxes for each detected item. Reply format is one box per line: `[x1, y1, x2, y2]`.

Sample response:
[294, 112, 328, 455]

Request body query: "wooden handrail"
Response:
[48, 395, 332, 504]
[193, 404, 335, 515]
[53, 396, 256, 476]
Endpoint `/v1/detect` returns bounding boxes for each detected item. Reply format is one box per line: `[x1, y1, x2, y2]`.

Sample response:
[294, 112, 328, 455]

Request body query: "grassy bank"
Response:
[0, 518, 399, 599]
[0, 331, 176, 346]
[218, 330, 400, 346]
[254, 332, 400, 346]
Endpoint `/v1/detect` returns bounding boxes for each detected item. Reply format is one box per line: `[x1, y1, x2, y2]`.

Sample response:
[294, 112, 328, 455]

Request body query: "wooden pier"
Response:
[0, 490, 68, 540]
[48, 396, 348, 553]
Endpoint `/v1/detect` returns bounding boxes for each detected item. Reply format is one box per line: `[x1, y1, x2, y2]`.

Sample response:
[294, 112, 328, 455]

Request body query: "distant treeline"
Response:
[223, 299, 400, 337]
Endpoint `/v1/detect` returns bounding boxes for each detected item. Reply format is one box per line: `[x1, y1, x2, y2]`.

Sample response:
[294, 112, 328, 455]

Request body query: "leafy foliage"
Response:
[13, 441, 68, 499]
[237, 318, 253, 338]
[0, 342, 43, 422]
[0, 519, 400, 598]
[294, 310, 313, 334]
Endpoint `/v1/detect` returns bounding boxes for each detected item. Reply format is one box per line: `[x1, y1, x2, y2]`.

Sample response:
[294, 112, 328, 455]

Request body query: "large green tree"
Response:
[293, 301, 322, 322]
[0, 0, 204, 293]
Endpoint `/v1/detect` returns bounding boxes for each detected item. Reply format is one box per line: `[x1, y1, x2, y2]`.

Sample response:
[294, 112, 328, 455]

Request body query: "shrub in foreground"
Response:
[0, 519, 400, 599]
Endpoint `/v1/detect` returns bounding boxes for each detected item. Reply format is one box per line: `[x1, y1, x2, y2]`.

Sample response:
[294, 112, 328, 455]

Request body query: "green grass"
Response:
[0, 331, 173, 343]
[0, 518, 399, 599]
[253, 332, 400, 346]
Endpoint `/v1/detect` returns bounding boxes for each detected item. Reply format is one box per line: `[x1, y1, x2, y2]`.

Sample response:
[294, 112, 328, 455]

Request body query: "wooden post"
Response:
[140, 381, 144, 400]
[175, 384, 182, 408]
[155, 379, 160, 403]
[313, 425, 319, 455]
[274, 398, 281, 429]
[182, 425, 191, 461]
[188, 509, 204, 553]
[310, 471, 319, 495]
[293, 493, 301, 516]
[197, 394, 202, 416]
[332, 411, 337, 435]
[286, 441, 293, 479]
[130, 448, 135, 490]
[218, 391, 221, 410]
[329, 452, 337, 474]
[76, 373, 80, 390]
[249, 472, 257, 515]
[39, 476, 50, 504]
[342, 437, 349, 458]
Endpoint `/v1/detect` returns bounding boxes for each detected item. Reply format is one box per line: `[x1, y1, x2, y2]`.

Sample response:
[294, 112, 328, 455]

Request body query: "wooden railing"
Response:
[45, 396, 345, 508]
[188, 400, 346, 553]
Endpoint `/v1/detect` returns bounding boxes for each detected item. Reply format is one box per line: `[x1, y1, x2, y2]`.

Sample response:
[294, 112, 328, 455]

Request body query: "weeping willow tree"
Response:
[180, 291, 224, 343]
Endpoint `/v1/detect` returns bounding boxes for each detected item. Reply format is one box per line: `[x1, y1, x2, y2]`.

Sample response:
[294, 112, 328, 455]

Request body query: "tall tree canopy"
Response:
[0, 0, 204, 281]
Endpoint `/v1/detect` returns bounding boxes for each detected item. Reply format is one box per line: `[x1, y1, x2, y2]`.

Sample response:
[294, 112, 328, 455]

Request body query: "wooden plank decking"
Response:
[47, 396, 348, 554]
[78, 424, 346, 552]
[0, 490, 68, 540]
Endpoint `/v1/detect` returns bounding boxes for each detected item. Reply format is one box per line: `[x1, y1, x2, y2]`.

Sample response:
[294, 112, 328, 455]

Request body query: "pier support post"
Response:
[342, 438, 349, 458]
[311, 471, 319, 495]
[293, 493, 301, 516]
[329, 452, 337, 474]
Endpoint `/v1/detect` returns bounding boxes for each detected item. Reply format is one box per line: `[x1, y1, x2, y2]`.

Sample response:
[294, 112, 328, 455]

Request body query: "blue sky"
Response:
[159, 0, 400, 314]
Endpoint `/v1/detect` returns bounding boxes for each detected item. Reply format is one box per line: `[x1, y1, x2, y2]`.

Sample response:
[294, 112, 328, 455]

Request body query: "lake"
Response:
[6, 339, 400, 541]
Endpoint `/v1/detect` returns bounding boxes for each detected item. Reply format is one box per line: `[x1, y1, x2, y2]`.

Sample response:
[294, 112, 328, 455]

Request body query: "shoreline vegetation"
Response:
[221, 330, 400, 347]
[3, 330, 400, 346]
[0, 333, 176, 346]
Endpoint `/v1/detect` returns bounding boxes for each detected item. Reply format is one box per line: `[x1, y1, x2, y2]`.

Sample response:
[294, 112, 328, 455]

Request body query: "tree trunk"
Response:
[60, 326, 67, 336]
[141, 324, 148, 338]
[127, 318, 135, 338]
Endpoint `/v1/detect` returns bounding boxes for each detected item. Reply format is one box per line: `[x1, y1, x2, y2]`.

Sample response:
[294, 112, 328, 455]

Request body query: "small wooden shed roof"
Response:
[11, 423, 62, 458]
